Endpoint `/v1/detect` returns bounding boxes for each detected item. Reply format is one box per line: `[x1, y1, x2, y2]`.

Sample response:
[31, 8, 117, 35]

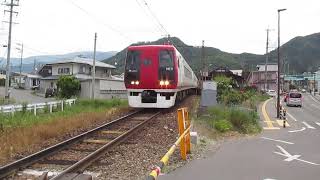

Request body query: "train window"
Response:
[125, 50, 141, 72]
[159, 50, 174, 69]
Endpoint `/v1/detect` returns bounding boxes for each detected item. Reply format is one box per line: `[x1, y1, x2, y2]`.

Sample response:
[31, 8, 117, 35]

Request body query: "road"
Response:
[160, 93, 320, 180]
[0, 87, 54, 104]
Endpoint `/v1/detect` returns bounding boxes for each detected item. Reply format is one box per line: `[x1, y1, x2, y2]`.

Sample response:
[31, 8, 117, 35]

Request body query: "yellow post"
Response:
[177, 108, 187, 160]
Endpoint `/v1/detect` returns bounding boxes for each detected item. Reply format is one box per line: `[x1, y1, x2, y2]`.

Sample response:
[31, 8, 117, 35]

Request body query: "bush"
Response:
[214, 119, 232, 132]
[206, 106, 261, 134]
[57, 75, 80, 98]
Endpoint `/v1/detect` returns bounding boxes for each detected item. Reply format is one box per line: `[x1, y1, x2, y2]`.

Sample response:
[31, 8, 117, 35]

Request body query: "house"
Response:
[247, 64, 278, 91]
[38, 57, 127, 99]
[208, 67, 245, 88]
[11, 72, 41, 89]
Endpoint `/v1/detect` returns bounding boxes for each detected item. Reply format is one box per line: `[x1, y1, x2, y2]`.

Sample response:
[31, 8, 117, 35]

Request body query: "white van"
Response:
[286, 92, 302, 107]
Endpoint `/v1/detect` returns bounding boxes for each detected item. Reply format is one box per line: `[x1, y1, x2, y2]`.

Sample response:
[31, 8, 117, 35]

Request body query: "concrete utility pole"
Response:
[264, 29, 270, 91]
[3, 0, 19, 99]
[277, 8, 287, 118]
[16, 43, 23, 87]
[91, 32, 97, 99]
[201, 40, 205, 81]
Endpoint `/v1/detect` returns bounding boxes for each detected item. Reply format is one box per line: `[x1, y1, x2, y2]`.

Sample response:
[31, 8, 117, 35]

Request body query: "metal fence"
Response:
[0, 99, 76, 115]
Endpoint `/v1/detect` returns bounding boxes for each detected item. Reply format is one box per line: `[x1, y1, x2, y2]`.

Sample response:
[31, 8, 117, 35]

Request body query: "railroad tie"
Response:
[83, 139, 110, 144]
[100, 130, 123, 135]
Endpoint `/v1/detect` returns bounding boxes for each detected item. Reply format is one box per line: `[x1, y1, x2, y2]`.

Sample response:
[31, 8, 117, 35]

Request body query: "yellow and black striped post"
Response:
[146, 108, 191, 180]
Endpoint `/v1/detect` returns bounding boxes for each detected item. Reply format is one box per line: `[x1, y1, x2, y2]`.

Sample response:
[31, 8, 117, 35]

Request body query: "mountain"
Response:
[0, 51, 117, 73]
[268, 33, 320, 73]
[103, 37, 264, 74]
[104, 33, 320, 75]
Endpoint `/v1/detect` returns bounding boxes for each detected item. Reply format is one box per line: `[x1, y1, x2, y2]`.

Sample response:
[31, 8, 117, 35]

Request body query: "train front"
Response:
[124, 45, 178, 108]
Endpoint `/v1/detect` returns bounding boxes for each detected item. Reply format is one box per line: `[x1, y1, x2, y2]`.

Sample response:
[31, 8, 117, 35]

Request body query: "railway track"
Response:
[0, 109, 161, 179]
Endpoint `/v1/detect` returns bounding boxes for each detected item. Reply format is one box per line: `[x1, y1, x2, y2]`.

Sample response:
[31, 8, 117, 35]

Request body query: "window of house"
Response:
[58, 67, 70, 74]
[64, 68, 70, 74]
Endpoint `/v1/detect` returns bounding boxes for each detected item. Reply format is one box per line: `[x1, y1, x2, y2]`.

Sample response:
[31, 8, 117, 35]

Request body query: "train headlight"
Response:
[164, 80, 169, 86]
[159, 80, 164, 86]
[135, 81, 139, 85]
[131, 81, 135, 85]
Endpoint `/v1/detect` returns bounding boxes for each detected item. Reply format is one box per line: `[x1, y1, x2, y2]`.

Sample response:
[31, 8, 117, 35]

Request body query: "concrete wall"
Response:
[80, 79, 127, 99]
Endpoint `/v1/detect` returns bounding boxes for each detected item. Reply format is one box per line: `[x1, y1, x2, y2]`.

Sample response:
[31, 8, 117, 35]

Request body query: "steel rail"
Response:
[0, 110, 141, 179]
[51, 111, 161, 180]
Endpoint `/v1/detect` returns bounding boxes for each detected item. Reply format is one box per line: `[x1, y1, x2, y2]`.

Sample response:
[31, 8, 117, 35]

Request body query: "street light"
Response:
[277, 8, 287, 118]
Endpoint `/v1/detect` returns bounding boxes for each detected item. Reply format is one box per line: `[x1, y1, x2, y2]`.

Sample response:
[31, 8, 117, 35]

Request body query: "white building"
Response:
[38, 57, 126, 99]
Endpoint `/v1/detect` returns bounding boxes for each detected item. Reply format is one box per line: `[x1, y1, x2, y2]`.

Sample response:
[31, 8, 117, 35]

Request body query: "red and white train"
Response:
[124, 45, 198, 108]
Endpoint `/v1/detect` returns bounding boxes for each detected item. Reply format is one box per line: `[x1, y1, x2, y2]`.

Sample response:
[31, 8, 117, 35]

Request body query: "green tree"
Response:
[57, 75, 80, 98]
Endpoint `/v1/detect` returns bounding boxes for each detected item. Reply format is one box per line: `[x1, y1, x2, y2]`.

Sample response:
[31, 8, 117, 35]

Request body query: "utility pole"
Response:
[201, 40, 205, 81]
[33, 59, 36, 72]
[264, 29, 270, 91]
[91, 32, 97, 99]
[16, 43, 23, 87]
[277, 8, 287, 118]
[3, 0, 19, 99]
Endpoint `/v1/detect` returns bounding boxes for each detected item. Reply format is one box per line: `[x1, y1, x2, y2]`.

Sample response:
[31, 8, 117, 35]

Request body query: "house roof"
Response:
[12, 72, 41, 78]
[45, 57, 116, 69]
[230, 70, 243, 77]
[0, 74, 5, 79]
[256, 64, 278, 72]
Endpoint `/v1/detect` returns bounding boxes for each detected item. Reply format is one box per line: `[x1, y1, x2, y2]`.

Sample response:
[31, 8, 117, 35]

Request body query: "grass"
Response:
[0, 99, 126, 128]
[0, 98, 128, 164]
[200, 105, 262, 134]
[0, 97, 15, 106]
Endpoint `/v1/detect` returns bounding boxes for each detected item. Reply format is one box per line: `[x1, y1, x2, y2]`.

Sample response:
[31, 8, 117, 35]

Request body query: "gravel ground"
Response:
[87, 96, 199, 180]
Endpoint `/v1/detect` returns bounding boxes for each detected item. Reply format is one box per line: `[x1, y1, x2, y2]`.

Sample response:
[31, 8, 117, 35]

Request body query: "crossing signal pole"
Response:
[3, 0, 19, 99]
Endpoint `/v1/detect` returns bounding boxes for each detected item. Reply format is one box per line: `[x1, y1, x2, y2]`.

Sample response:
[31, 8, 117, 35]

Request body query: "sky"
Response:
[0, 0, 319, 58]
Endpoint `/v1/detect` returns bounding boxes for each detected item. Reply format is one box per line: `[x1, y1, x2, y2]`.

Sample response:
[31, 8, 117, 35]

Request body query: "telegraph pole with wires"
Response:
[200, 40, 206, 81]
[264, 29, 270, 91]
[16, 43, 23, 87]
[91, 32, 97, 99]
[3, 0, 19, 99]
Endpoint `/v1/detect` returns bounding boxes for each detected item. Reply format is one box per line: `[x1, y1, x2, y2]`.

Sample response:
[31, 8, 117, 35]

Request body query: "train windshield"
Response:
[125, 50, 141, 84]
[126, 50, 141, 72]
[159, 50, 175, 81]
[159, 50, 174, 69]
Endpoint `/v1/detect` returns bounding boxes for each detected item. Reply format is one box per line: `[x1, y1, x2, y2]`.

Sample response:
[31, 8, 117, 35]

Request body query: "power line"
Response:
[67, 0, 133, 42]
[135, 0, 163, 36]
[141, 0, 168, 36]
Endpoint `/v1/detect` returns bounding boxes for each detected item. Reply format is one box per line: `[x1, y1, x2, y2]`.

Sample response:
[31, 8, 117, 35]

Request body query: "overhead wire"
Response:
[67, 0, 133, 43]
[135, 0, 163, 36]
[140, 0, 168, 36]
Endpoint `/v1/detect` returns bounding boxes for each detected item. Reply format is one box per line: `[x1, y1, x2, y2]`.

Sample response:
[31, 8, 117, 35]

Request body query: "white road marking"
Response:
[309, 95, 320, 104]
[302, 121, 316, 129]
[274, 145, 320, 166]
[310, 103, 320, 110]
[286, 112, 298, 122]
[261, 137, 294, 145]
[288, 127, 306, 133]
[264, 179, 277, 180]
[315, 122, 320, 127]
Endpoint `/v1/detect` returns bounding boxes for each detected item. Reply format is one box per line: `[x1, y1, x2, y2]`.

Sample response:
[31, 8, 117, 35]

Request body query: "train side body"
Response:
[124, 45, 198, 108]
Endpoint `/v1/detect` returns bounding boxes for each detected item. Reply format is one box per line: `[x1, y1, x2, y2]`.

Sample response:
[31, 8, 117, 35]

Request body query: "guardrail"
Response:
[146, 108, 191, 180]
[0, 99, 76, 115]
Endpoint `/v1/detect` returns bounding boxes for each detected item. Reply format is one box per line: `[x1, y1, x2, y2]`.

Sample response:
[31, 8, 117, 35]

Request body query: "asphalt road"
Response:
[0, 87, 54, 104]
[159, 93, 320, 180]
